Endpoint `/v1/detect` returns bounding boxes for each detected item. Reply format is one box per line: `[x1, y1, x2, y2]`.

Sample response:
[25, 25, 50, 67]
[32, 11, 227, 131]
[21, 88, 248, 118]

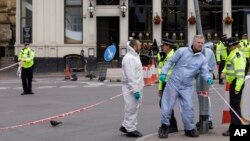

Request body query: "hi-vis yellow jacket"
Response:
[222, 48, 246, 91]
[239, 39, 250, 58]
[216, 41, 227, 62]
[157, 49, 174, 91]
[18, 47, 35, 68]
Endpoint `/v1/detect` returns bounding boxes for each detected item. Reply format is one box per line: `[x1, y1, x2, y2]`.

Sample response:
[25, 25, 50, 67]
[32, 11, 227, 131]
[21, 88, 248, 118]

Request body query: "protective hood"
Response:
[126, 41, 139, 56]
[188, 40, 205, 55]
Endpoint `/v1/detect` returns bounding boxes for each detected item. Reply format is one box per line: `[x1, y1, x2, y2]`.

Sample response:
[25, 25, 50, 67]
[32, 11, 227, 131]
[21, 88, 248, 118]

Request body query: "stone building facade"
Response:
[0, 0, 16, 57]
[14, 0, 250, 72]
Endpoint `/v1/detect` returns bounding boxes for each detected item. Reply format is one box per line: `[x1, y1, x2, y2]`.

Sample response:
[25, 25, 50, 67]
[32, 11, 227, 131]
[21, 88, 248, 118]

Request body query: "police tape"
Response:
[0, 82, 155, 131]
[211, 85, 247, 125]
[0, 62, 19, 71]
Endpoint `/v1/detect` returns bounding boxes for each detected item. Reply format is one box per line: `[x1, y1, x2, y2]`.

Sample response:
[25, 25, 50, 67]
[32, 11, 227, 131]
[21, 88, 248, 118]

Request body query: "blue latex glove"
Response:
[207, 77, 213, 86]
[159, 73, 167, 82]
[134, 92, 141, 100]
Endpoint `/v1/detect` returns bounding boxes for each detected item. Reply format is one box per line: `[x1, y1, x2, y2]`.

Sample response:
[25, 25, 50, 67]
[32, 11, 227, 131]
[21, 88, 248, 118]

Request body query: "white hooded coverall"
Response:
[121, 43, 144, 132]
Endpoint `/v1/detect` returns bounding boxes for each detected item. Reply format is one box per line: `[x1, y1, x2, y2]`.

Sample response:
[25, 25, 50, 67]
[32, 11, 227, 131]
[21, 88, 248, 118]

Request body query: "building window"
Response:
[21, 0, 32, 43]
[96, 0, 119, 5]
[198, 0, 222, 41]
[65, 0, 83, 44]
[232, 0, 250, 38]
[162, 0, 187, 45]
[129, 0, 152, 42]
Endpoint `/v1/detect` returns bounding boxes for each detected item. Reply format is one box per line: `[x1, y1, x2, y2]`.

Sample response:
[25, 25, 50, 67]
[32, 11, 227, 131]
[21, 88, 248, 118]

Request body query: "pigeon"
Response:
[50, 120, 62, 127]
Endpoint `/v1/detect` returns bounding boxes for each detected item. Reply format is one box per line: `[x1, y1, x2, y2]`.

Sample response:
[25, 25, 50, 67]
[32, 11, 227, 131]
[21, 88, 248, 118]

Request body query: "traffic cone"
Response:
[222, 82, 231, 123]
[150, 59, 157, 83]
[65, 64, 70, 80]
[143, 66, 150, 85]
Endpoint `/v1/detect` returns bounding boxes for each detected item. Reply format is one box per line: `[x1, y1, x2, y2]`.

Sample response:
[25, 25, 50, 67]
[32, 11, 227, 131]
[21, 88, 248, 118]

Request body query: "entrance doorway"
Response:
[97, 17, 119, 61]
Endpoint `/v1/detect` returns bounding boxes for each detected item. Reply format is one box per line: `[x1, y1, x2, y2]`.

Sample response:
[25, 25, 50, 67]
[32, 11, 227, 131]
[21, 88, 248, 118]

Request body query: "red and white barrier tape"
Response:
[0, 83, 150, 131]
[0, 62, 19, 71]
[211, 85, 246, 125]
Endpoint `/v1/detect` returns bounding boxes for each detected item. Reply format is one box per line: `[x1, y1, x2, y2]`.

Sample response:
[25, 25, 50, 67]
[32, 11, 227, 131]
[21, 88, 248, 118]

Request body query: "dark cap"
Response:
[220, 34, 227, 39]
[225, 37, 239, 47]
[161, 38, 175, 47]
[242, 33, 247, 37]
[24, 42, 30, 46]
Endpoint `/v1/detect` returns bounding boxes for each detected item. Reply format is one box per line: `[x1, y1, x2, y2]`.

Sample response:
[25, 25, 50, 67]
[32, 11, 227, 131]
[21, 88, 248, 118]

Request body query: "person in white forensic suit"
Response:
[119, 39, 144, 138]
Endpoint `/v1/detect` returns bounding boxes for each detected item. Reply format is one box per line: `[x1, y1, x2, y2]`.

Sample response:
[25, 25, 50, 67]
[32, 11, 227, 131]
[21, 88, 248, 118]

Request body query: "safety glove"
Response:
[134, 92, 141, 100]
[159, 74, 167, 82]
[207, 77, 214, 86]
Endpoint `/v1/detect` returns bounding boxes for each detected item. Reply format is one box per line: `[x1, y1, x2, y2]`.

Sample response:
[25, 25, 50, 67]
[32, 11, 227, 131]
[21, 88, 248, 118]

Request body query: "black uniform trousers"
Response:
[218, 60, 226, 83]
[21, 66, 33, 93]
[159, 82, 177, 128]
[229, 79, 244, 126]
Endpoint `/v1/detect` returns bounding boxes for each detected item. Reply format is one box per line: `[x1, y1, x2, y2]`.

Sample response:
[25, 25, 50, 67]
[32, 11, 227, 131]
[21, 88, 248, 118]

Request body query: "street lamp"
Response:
[87, 1, 95, 18]
[120, 1, 127, 18]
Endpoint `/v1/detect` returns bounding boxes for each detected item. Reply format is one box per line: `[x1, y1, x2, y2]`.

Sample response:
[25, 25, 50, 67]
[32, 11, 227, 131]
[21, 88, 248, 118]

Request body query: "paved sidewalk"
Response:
[136, 124, 229, 141]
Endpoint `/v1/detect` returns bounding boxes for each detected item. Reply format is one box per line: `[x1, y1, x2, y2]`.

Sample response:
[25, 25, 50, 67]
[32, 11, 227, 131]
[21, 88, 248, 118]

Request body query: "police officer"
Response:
[221, 37, 246, 136]
[239, 33, 250, 74]
[18, 42, 35, 95]
[216, 34, 227, 84]
[157, 38, 178, 133]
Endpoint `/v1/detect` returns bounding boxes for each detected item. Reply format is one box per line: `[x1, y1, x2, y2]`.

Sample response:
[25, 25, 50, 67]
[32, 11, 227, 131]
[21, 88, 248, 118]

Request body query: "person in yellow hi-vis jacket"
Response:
[157, 38, 177, 133]
[239, 33, 250, 74]
[18, 42, 35, 95]
[216, 34, 227, 84]
[221, 37, 246, 136]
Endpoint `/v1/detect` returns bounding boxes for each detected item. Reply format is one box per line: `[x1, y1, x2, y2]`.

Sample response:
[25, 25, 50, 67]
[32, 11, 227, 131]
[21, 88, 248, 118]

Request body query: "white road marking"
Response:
[60, 85, 78, 88]
[13, 87, 22, 90]
[83, 82, 104, 87]
[35, 86, 57, 89]
[106, 84, 122, 87]
[0, 87, 10, 90]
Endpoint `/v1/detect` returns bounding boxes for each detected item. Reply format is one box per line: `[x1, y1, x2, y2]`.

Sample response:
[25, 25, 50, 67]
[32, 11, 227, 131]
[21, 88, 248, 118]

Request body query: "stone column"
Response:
[223, 0, 232, 37]
[119, 0, 129, 57]
[187, 0, 196, 44]
[152, 0, 161, 45]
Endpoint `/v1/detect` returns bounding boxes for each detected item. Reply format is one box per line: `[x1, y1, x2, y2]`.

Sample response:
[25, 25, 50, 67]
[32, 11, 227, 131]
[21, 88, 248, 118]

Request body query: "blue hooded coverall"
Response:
[160, 44, 211, 130]
[196, 42, 216, 121]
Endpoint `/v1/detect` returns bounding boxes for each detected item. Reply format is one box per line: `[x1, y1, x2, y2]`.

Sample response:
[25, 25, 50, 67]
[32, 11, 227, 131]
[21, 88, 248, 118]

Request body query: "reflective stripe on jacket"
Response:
[239, 39, 250, 58]
[157, 49, 174, 90]
[222, 48, 246, 91]
[18, 47, 35, 68]
[216, 41, 227, 61]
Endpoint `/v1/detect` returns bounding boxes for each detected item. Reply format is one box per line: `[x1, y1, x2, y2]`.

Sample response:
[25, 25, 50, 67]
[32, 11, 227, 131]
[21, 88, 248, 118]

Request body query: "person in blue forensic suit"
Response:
[158, 35, 213, 138]
[195, 42, 217, 129]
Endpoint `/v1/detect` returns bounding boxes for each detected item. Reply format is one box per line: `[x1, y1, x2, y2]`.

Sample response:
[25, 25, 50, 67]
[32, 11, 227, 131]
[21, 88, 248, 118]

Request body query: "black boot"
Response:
[158, 124, 169, 138]
[21, 92, 28, 95]
[208, 121, 214, 129]
[119, 126, 128, 133]
[126, 130, 142, 137]
[185, 129, 199, 137]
